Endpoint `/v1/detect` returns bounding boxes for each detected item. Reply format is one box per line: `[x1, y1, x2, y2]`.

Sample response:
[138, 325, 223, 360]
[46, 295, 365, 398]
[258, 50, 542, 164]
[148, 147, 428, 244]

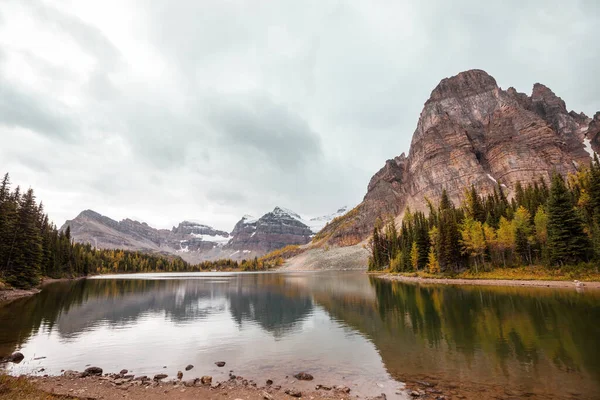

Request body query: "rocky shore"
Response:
[0, 350, 459, 399]
[0, 369, 407, 400]
[374, 273, 600, 289]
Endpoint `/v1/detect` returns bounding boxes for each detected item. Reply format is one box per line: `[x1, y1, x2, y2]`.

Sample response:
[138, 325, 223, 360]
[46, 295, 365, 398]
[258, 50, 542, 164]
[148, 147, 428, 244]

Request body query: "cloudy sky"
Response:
[1, 0, 598, 231]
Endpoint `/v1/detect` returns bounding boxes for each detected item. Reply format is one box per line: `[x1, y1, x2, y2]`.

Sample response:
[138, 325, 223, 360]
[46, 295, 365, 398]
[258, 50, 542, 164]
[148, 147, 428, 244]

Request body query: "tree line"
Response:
[368, 158, 600, 272]
[0, 173, 282, 289]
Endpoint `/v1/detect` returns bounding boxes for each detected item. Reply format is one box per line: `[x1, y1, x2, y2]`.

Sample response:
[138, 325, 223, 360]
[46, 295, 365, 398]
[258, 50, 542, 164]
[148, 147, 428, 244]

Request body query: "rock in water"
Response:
[177, 371, 183, 380]
[83, 366, 103, 376]
[293, 372, 313, 381]
[185, 364, 194, 371]
[215, 361, 226, 367]
[153, 374, 168, 381]
[119, 369, 128, 375]
[8, 352, 24, 363]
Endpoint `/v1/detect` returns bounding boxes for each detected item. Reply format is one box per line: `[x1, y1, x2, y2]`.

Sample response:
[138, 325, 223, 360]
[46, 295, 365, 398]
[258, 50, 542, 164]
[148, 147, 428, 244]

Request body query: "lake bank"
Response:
[373, 272, 600, 289]
[1, 371, 395, 400]
[0, 277, 87, 305]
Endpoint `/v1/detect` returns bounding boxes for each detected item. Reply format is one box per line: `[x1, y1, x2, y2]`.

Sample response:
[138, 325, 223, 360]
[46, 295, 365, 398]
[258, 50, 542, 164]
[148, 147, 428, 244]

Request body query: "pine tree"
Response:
[5, 188, 42, 287]
[547, 173, 589, 266]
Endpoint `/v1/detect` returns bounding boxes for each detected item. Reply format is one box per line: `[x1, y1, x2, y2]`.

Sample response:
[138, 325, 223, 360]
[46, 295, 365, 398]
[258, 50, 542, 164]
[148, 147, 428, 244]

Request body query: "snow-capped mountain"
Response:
[62, 206, 351, 262]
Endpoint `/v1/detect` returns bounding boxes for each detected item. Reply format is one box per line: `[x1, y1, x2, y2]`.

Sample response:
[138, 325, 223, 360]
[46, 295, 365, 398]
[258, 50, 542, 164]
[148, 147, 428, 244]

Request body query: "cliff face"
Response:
[320, 69, 599, 244]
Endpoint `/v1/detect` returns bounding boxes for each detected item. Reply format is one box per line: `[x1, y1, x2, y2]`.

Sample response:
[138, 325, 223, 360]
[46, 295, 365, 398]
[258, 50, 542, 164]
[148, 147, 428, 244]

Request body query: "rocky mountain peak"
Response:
[270, 206, 302, 220]
[426, 69, 498, 104]
[531, 82, 568, 114]
[317, 69, 600, 246]
[78, 209, 104, 219]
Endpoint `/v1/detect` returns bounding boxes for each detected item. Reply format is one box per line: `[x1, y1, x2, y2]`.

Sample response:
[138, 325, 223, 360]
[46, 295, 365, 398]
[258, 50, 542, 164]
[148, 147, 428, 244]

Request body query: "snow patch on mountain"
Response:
[190, 233, 231, 245]
[584, 137, 597, 158]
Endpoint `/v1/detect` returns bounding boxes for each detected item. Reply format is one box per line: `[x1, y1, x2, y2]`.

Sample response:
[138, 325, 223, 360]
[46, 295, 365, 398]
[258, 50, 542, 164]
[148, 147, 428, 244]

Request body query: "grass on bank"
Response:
[373, 263, 600, 282]
[0, 375, 71, 400]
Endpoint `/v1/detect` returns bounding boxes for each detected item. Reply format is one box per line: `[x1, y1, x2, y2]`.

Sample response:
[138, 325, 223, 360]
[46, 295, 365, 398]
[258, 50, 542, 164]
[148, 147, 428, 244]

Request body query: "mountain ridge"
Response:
[317, 69, 600, 246]
[62, 205, 349, 262]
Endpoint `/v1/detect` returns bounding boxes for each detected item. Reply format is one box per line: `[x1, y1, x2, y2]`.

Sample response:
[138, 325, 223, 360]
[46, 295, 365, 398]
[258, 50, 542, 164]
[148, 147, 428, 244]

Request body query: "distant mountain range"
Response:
[61, 206, 349, 262]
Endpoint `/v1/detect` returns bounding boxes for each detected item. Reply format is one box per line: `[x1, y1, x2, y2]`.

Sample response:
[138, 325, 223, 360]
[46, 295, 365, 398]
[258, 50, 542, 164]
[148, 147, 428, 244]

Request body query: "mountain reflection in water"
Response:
[0, 272, 598, 399]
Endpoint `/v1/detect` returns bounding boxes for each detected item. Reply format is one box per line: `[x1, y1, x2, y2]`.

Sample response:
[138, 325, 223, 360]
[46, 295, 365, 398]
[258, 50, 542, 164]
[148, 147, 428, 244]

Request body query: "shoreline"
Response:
[0, 370, 401, 400]
[0, 276, 86, 305]
[373, 273, 600, 289]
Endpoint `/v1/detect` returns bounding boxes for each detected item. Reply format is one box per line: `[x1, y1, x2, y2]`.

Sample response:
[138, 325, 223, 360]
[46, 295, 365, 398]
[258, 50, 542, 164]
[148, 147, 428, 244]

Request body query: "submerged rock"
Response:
[293, 372, 313, 381]
[153, 374, 168, 381]
[215, 361, 226, 367]
[7, 352, 24, 363]
[185, 364, 194, 371]
[119, 369, 128, 375]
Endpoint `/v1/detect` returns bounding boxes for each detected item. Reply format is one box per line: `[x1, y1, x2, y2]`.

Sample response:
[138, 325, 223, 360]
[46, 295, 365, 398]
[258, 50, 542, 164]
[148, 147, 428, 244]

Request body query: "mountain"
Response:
[226, 207, 314, 254]
[62, 206, 349, 262]
[317, 69, 600, 246]
[61, 210, 231, 262]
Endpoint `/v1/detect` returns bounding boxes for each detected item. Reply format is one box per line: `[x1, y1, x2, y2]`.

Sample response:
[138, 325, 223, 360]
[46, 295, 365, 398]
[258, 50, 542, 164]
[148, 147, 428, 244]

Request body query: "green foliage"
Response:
[0, 173, 283, 288]
[368, 167, 600, 273]
[547, 173, 589, 266]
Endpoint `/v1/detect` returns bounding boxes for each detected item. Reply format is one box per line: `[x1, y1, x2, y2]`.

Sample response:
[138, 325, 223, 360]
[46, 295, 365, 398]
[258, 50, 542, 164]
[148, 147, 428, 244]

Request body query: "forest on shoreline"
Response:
[368, 158, 600, 278]
[0, 173, 282, 289]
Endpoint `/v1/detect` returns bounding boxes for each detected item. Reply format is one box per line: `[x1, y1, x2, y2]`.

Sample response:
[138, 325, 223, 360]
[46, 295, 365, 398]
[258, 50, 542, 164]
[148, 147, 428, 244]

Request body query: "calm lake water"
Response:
[1, 272, 599, 399]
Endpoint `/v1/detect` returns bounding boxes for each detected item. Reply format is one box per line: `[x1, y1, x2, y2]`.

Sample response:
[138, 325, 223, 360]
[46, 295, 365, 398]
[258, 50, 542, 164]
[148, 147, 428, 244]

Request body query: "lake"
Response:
[1, 272, 599, 399]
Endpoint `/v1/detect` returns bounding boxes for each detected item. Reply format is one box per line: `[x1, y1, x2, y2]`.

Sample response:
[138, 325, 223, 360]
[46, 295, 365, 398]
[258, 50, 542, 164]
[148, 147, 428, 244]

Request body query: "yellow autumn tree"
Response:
[459, 217, 486, 272]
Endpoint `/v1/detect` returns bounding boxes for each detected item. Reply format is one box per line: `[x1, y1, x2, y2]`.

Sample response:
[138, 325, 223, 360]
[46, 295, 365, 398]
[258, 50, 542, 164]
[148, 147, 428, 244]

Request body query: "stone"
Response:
[367, 394, 386, 400]
[410, 391, 421, 397]
[177, 371, 183, 380]
[183, 379, 198, 387]
[83, 367, 103, 376]
[7, 352, 24, 363]
[266, 379, 273, 386]
[63, 370, 80, 378]
[215, 361, 226, 367]
[285, 389, 302, 397]
[185, 364, 194, 371]
[335, 385, 351, 394]
[293, 372, 313, 381]
[262, 391, 275, 400]
[201, 376, 212, 385]
[119, 369, 128, 375]
[315, 384, 331, 391]
[153, 374, 168, 381]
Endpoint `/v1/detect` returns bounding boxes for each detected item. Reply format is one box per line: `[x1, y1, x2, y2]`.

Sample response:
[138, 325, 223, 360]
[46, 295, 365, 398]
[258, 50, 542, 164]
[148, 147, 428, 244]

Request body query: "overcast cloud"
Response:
[1, 0, 599, 230]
